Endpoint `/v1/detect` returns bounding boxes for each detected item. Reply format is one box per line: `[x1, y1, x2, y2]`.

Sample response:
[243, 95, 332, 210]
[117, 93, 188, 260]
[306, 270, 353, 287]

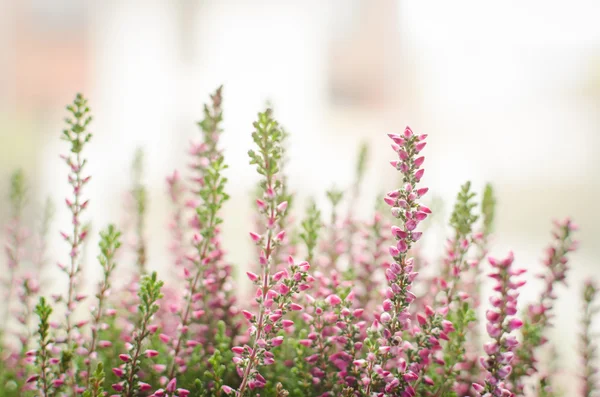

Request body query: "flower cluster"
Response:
[0, 90, 596, 397]
[510, 218, 579, 392]
[472, 252, 525, 397]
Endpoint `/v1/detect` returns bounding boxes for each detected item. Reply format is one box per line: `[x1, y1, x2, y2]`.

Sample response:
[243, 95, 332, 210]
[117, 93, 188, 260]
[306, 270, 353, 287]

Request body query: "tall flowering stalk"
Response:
[382, 127, 429, 333]
[232, 110, 312, 396]
[30, 297, 56, 396]
[59, 93, 93, 352]
[510, 218, 578, 391]
[580, 280, 599, 397]
[85, 225, 122, 387]
[431, 181, 478, 395]
[112, 272, 164, 396]
[360, 126, 430, 395]
[16, 275, 41, 383]
[167, 88, 230, 380]
[472, 252, 525, 397]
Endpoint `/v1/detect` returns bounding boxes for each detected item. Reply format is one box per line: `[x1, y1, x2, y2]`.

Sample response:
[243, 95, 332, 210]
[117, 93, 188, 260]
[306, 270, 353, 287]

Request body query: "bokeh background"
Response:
[1, 0, 599, 393]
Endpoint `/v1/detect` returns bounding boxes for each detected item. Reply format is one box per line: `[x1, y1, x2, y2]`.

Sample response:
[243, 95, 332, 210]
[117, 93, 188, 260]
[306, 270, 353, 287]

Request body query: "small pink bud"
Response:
[249, 232, 261, 243]
[325, 294, 342, 306]
[272, 270, 287, 281]
[397, 240, 408, 253]
[414, 169, 425, 181]
[290, 303, 303, 311]
[507, 318, 523, 331]
[271, 336, 284, 346]
[416, 187, 429, 197]
[380, 312, 391, 324]
[405, 219, 417, 231]
[159, 334, 170, 343]
[277, 201, 288, 213]
[144, 349, 159, 358]
[118, 354, 130, 362]
[166, 378, 177, 393]
[25, 375, 39, 383]
[275, 230, 286, 242]
[387, 133, 404, 145]
[472, 383, 485, 393]
[383, 197, 396, 206]
[415, 141, 427, 154]
[139, 382, 152, 391]
[278, 284, 290, 294]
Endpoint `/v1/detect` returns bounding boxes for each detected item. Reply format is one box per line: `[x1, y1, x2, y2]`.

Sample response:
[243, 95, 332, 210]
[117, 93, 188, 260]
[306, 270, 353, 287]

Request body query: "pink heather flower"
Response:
[166, 378, 177, 393]
[118, 354, 131, 362]
[325, 294, 342, 306]
[232, 346, 244, 354]
[139, 382, 152, 391]
[282, 320, 294, 328]
[144, 349, 159, 358]
[249, 232, 262, 243]
[380, 312, 392, 324]
[474, 252, 525, 397]
[159, 334, 170, 343]
[276, 201, 288, 213]
[507, 318, 523, 331]
[505, 219, 579, 393]
[112, 367, 124, 377]
[242, 310, 254, 320]
[276, 230, 286, 241]
[256, 199, 267, 210]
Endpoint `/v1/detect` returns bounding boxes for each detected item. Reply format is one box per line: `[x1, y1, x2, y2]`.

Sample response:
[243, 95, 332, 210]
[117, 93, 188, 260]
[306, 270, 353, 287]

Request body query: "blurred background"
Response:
[0, 0, 599, 393]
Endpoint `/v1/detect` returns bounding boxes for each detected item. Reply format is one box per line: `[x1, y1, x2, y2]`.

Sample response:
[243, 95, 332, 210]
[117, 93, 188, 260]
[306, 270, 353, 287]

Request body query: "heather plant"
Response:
[0, 89, 598, 397]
